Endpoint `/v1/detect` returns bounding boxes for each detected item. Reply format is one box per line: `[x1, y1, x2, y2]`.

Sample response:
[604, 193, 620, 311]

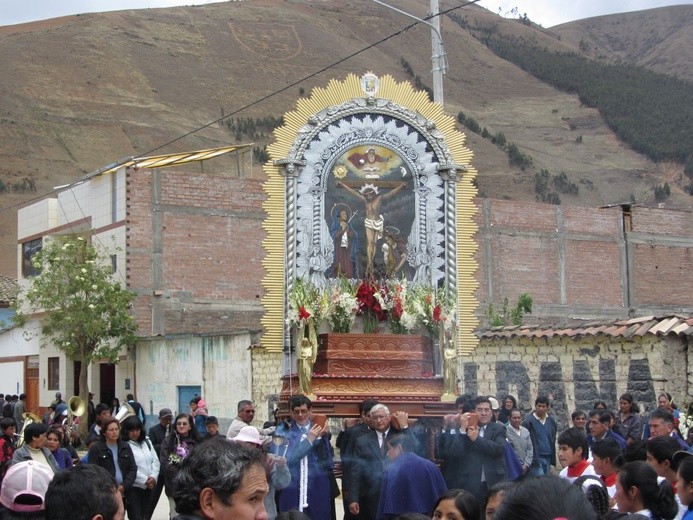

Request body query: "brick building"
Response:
[15, 149, 693, 426]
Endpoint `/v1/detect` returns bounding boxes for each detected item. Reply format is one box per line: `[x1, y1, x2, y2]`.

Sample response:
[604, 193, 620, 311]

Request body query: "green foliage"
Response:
[481, 127, 491, 139]
[575, 134, 583, 143]
[14, 236, 138, 365]
[654, 182, 671, 202]
[473, 36, 692, 164]
[0, 178, 36, 194]
[491, 132, 506, 147]
[225, 116, 284, 141]
[534, 169, 561, 204]
[553, 171, 579, 195]
[253, 145, 269, 163]
[507, 143, 533, 170]
[685, 155, 693, 180]
[486, 293, 533, 327]
[399, 58, 433, 101]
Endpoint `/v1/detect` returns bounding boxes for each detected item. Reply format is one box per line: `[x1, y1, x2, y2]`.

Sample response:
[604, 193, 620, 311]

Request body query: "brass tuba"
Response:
[17, 412, 42, 447]
[114, 402, 136, 423]
[66, 396, 86, 435]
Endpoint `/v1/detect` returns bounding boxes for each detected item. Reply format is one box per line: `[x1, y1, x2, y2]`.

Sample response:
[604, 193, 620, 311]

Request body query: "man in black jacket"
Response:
[146, 408, 172, 519]
[437, 396, 508, 503]
[346, 404, 416, 520]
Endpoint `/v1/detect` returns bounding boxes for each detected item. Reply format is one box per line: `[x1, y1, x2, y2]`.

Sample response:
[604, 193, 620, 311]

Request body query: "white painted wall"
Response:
[135, 332, 253, 428]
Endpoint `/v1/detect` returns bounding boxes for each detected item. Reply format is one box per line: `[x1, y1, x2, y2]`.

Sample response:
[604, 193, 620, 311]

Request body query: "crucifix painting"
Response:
[325, 144, 415, 280]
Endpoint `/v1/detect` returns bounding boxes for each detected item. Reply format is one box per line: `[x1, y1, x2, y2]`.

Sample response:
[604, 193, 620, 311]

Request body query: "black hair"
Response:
[121, 416, 146, 443]
[47, 424, 64, 443]
[647, 436, 682, 469]
[590, 410, 612, 425]
[170, 413, 202, 443]
[495, 476, 596, 520]
[474, 396, 492, 408]
[433, 489, 480, 520]
[618, 461, 678, 519]
[45, 465, 119, 520]
[593, 400, 608, 410]
[591, 438, 622, 464]
[204, 416, 219, 425]
[0, 418, 16, 432]
[678, 456, 693, 484]
[573, 475, 610, 520]
[535, 396, 550, 407]
[23, 422, 48, 444]
[94, 403, 110, 419]
[126, 394, 134, 401]
[289, 395, 311, 410]
[172, 438, 265, 514]
[387, 433, 415, 453]
[572, 410, 586, 421]
[392, 514, 430, 520]
[619, 393, 640, 413]
[614, 439, 648, 468]
[659, 392, 677, 408]
[358, 399, 379, 416]
[99, 417, 120, 441]
[502, 395, 517, 408]
[455, 394, 475, 413]
[557, 427, 589, 460]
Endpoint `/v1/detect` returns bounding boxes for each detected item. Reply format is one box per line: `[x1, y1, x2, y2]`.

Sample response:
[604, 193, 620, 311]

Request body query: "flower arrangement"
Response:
[355, 279, 387, 333]
[168, 440, 191, 466]
[288, 277, 456, 338]
[326, 278, 359, 333]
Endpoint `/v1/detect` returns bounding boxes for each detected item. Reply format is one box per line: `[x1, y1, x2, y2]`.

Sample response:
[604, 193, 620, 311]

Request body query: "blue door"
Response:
[177, 385, 201, 416]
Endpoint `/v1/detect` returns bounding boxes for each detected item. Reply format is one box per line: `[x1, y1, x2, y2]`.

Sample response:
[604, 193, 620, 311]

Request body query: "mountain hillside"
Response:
[551, 5, 693, 83]
[0, 0, 690, 277]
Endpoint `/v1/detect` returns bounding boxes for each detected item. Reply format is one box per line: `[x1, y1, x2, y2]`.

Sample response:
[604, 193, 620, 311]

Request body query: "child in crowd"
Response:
[558, 427, 596, 483]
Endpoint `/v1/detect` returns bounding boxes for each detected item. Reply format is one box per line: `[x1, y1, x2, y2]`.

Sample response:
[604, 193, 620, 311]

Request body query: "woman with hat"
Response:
[232, 425, 290, 520]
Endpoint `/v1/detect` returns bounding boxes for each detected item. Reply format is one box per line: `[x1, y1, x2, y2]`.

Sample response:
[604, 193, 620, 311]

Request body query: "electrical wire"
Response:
[0, 0, 480, 219]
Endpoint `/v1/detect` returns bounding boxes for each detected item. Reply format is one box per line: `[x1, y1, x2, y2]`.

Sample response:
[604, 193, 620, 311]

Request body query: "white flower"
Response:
[91, 284, 98, 290]
[88, 304, 95, 309]
[81, 268, 87, 274]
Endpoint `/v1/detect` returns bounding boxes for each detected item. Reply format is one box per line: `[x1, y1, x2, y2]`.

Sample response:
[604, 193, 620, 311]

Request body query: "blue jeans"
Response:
[529, 455, 552, 476]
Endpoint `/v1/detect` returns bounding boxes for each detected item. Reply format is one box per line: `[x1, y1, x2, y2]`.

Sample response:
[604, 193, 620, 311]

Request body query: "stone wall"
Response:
[459, 334, 687, 429]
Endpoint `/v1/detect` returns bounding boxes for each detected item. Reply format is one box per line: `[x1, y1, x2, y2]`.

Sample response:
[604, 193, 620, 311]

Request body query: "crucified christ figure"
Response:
[336, 181, 408, 276]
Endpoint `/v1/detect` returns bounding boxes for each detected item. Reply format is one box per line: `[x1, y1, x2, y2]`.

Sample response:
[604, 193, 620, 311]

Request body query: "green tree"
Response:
[14, 236, 138, 438]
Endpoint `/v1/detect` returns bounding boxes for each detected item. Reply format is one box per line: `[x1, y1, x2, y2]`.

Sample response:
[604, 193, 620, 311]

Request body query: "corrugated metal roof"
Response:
[477, 315, 693, 339]
[0, 275, 17, 304]
[86, 144, 254, 178]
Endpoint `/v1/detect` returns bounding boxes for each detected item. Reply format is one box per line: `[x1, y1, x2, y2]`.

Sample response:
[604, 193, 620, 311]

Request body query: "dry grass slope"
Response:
[0, 0, 690, 276]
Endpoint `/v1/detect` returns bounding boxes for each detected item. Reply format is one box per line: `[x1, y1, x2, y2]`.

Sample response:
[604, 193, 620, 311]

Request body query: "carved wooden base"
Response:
[280, 333, 457, 418]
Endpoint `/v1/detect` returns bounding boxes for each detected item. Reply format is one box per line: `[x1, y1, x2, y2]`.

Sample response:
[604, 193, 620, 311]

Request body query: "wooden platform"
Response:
[279, 333, 457, 418]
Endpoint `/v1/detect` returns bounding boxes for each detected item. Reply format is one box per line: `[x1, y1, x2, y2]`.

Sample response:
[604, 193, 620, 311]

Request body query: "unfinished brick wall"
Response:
[126, 168, 266, 336]
[126, 167, 692, 337]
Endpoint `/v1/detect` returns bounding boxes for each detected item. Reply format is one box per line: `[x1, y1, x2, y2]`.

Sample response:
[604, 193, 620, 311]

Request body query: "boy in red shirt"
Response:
[558, 428, 596, 483]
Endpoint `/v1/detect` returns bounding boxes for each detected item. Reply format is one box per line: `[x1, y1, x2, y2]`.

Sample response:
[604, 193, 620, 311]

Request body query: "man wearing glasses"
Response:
[271, 395, 335, 520]
[346, 404, 417, 520]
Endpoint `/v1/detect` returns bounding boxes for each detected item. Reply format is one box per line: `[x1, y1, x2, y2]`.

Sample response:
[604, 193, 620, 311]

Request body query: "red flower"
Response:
[432, 304, 441, 322]
[298, 306, 311, 321]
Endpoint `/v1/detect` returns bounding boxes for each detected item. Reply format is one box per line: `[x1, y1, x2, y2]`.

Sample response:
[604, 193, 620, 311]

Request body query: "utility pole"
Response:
[371, 0, 447, 105]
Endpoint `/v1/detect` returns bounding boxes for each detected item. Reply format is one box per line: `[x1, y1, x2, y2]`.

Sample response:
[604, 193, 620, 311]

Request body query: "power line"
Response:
[0, 0, 480, 217]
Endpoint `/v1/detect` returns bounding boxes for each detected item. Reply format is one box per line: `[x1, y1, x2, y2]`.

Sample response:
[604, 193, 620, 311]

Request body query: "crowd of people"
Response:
[0, 389, 690, 520]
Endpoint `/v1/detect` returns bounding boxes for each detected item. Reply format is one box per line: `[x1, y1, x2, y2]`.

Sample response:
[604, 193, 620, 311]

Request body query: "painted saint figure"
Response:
[336, 181, 408, 276]
[329, 208, 358, 278]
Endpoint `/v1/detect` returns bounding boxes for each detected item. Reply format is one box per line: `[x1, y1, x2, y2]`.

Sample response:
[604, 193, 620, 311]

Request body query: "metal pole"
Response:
[429, 0, 444, 105]
[371, 0, 447, 105]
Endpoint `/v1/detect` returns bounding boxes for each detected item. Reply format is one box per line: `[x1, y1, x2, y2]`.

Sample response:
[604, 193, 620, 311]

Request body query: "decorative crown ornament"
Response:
[360, 72, 380, 98]
[359, 183, 379, 194]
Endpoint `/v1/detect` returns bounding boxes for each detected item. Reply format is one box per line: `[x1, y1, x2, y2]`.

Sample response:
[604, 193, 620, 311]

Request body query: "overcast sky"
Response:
[1, 0, 690, 28]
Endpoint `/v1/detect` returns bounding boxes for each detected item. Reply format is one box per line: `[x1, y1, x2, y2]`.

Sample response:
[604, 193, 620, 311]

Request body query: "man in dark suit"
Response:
[346, 404, 415, 520]
[587, 410, 627, 450]
[337, 399, 378, 520]
[437, 396, 507, 502]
